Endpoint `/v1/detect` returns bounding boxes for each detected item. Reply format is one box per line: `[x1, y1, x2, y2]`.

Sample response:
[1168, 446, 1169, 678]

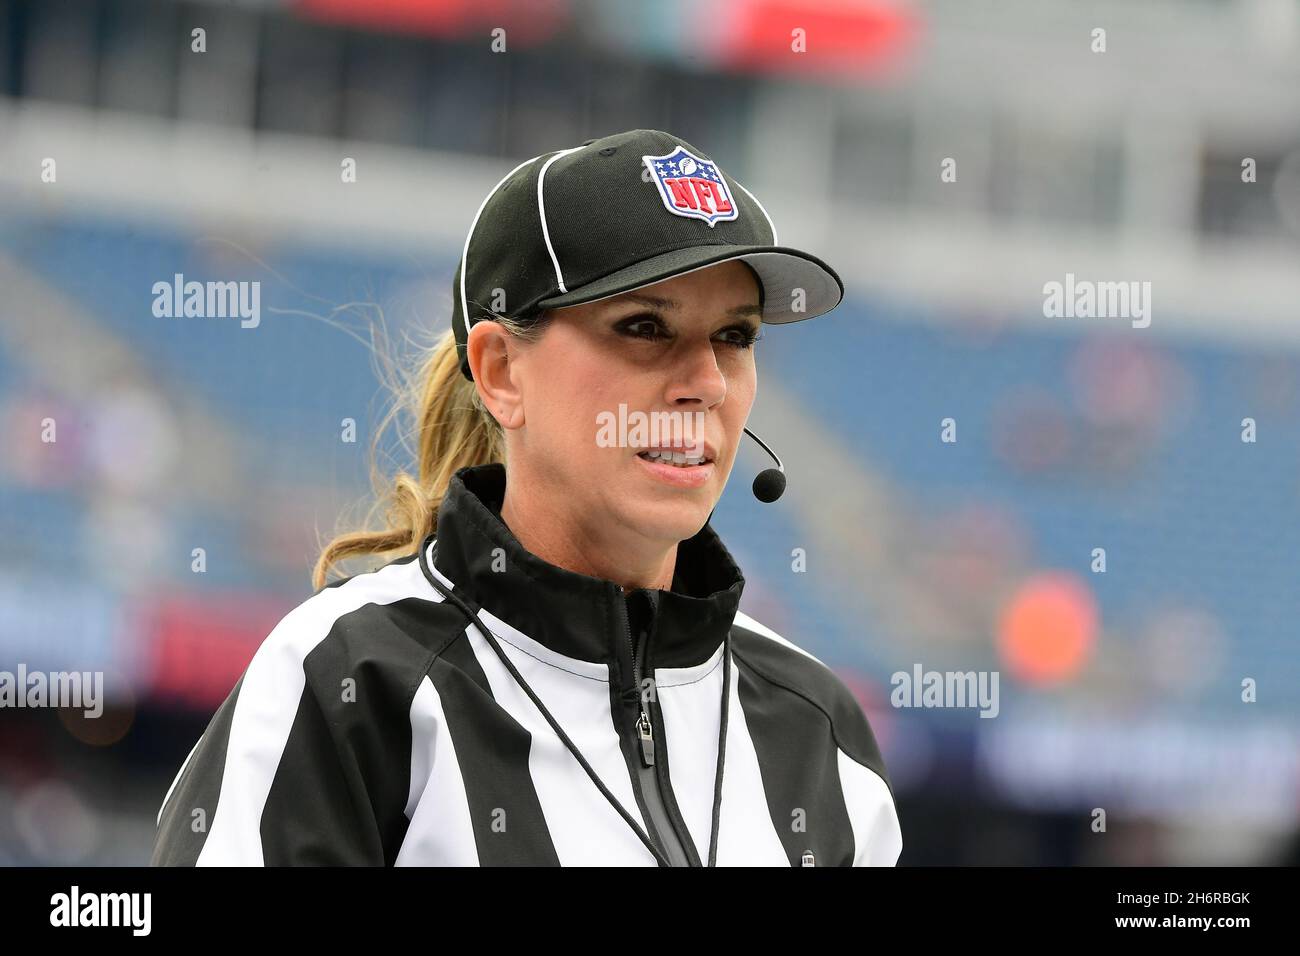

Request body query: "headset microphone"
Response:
[743, 426, 786, 503]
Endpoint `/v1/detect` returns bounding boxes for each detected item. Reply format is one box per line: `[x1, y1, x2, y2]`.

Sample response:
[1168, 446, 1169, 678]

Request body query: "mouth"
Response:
[634, 446, 716, 468]
[633, 443, 717, 488]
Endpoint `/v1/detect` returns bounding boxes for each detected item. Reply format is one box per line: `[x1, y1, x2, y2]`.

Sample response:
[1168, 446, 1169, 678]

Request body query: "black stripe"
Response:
[150, 676, 243, 866]
[731, 625, 893, 786]
[429, 648, 561, 866]
[260, 681, 390, 864]
[732, 626, 890, 867]
[261, 596, 462, 865]
[437, 615, 493, 696]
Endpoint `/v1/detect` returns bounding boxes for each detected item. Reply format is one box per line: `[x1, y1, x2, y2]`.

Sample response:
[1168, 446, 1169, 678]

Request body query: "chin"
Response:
[618, 490, 713, 542]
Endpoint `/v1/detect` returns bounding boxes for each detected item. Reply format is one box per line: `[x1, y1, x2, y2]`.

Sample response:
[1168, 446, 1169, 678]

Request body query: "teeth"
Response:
[639, 449, 708, 467]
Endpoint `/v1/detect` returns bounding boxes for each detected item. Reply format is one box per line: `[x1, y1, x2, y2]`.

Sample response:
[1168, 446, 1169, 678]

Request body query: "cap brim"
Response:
[536, 244, 843, 324]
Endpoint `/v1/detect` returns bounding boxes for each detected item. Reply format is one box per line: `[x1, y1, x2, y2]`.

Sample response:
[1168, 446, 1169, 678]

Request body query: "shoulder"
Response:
[154, 550, 459, 866]
[731, 609, 902, 866]
[249, 547, 467, 712]
[729, 609, 893, 794]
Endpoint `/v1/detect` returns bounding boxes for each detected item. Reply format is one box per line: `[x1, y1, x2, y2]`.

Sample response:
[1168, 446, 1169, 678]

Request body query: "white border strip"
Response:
[459, 153, 546, 340]
[535, 146, 588, 295]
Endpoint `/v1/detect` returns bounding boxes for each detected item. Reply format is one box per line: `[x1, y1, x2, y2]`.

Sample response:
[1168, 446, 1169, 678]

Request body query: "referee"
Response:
[152, 128, 902, 867]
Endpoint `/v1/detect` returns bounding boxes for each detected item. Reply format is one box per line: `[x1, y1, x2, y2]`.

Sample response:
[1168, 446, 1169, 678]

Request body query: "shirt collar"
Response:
[422, 462, 745, 668]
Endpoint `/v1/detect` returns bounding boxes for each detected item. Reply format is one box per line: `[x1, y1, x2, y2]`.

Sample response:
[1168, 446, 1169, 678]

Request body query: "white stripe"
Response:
[536, 145, 588, 295]
[650, 643, 727, 863]
[395, 676, 480, 865]
[156, 733, 203, 827]
[731, 179, 779, 245]
[732, 608, 823, 665]
[657, 641, 792, 865]
[837, 748, 903, 866]
[711, 651, 795, 865]
[460, 611, 655, 865]
[196, 557, 438, 865]
[460, 154, 546, 341]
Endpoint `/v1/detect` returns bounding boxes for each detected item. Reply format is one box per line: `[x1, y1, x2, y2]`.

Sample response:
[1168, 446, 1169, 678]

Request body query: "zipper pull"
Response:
[636, 710, 655, 766]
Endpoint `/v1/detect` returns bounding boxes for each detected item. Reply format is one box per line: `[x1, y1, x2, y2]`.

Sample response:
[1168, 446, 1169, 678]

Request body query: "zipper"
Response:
[619, 589, 693, 867]
[625, 609, 655, 767]
[635, 711, 655, 765]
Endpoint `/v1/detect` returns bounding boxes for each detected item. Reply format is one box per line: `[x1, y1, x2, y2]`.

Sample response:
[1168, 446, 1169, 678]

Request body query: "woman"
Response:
[152, 129, 902, 867]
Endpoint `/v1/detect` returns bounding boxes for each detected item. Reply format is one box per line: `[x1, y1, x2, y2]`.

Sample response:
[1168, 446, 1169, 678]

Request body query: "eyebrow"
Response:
[617, 292, 762, 319]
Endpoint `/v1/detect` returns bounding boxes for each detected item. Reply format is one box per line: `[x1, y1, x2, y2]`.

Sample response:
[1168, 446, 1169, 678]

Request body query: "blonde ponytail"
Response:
[312, 312, 544, 591]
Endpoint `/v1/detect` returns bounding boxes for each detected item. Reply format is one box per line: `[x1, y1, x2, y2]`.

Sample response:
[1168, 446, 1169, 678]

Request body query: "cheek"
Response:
[724, 357, 758, 410]
[720, 363, 757, 457]
[523, 349, 629, 463]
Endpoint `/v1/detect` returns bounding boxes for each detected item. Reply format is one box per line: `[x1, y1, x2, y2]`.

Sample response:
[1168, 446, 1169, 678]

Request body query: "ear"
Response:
[466, 321, 524, 429]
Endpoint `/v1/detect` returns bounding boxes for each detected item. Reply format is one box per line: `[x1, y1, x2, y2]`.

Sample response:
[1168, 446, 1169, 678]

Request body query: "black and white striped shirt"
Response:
[152, 462, 902, 866]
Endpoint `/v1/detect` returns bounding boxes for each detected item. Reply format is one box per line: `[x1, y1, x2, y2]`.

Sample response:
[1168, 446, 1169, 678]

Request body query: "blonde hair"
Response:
[311, 311, 547, 591]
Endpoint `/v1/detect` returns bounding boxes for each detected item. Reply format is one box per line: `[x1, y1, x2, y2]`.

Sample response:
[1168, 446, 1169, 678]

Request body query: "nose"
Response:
[663, 336, 728, 410]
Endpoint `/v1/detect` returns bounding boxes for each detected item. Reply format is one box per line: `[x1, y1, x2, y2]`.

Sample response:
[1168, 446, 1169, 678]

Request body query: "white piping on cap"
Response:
[536, 145, 588, 295]
[731, 179, 778, 246]
[460, 153, 546, 342]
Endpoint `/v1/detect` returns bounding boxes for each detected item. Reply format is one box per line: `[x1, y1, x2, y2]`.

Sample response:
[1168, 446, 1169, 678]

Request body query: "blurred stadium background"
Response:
[2, 0, 1299, 865]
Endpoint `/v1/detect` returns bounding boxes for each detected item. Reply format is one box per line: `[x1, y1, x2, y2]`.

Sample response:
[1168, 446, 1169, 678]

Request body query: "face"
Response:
[505, 259, 762, 547]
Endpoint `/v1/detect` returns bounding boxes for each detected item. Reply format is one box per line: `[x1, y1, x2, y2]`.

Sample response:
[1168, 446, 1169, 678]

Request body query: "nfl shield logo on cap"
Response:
[642, 146, 739, 228]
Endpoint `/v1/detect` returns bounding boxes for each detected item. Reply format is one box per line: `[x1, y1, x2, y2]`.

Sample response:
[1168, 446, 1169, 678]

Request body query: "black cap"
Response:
[452, 128, 844, 381]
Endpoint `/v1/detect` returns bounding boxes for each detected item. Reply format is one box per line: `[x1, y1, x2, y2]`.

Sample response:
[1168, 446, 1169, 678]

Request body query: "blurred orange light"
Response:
[997, 572, 1097, 686]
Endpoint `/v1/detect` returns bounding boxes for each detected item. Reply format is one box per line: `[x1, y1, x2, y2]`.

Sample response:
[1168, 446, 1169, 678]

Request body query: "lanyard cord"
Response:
[426, 544, 731, 867]
[707, 640, 731, 866]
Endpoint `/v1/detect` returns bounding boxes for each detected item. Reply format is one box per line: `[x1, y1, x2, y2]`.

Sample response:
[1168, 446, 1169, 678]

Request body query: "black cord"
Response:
[425, 543, 730, 867]
[426, 562, 670, 866]
[707, 632, 731, 867]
